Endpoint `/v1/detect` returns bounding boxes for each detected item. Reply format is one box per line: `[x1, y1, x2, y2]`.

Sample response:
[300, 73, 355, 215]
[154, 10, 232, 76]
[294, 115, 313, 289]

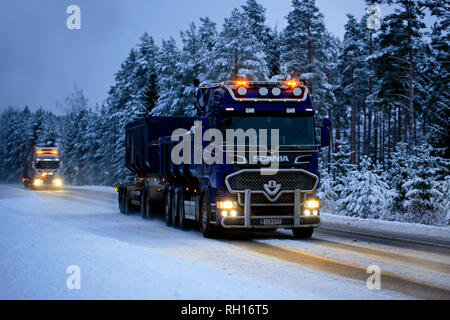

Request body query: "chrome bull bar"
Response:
[222, 169, 320, 229]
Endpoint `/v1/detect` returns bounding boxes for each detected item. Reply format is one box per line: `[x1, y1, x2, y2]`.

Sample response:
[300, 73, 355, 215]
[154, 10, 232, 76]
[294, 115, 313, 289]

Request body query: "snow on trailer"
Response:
[117, 80, 332, 238]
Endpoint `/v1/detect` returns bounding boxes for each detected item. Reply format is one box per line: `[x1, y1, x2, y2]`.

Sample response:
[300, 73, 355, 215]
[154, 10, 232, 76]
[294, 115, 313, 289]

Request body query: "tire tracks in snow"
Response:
[231, 240, 450, 300]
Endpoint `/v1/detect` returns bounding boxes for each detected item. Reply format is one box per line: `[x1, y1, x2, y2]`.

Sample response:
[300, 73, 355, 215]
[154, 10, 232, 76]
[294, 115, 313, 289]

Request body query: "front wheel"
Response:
[292, 227, 314, 239]
[200, 193, 218, 238]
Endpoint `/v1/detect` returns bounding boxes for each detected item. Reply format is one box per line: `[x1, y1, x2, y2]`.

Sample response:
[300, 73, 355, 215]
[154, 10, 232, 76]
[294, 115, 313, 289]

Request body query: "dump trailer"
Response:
[117, 80, 331, 238]
[23, 146, 63, 189]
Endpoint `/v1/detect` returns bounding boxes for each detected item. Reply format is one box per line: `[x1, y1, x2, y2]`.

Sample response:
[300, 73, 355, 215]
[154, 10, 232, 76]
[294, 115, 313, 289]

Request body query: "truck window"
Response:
[223, 115, 315, 146]
[36, 161, 60, 170]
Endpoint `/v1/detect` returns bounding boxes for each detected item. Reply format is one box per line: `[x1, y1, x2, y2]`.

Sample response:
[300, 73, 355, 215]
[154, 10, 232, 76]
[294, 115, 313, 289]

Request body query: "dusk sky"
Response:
[0, 0, 390, 114]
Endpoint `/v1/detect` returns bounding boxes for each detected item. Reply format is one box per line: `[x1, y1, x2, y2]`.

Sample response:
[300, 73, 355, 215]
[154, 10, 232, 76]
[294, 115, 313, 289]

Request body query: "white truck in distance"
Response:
[23, 146, 63, 189]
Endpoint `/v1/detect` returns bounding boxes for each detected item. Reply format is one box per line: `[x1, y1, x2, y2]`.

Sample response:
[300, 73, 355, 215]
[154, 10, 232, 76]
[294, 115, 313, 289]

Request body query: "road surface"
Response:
[0, 184, 449, 299]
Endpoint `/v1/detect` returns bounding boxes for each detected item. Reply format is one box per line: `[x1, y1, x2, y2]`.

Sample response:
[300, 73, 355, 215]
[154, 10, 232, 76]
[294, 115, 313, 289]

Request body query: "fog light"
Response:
[304, 209, 311, 216]
[221, 210, 228, 217]
[305, 199, 320, 209]
[217, 200, 237, 209]
[230, 210, 237, 217]
[313, 210, 318, 216]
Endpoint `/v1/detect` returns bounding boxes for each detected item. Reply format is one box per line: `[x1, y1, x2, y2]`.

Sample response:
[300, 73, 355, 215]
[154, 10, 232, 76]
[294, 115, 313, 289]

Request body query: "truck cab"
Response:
[23, 146, 63, 189]
[119, 80, 331, 239]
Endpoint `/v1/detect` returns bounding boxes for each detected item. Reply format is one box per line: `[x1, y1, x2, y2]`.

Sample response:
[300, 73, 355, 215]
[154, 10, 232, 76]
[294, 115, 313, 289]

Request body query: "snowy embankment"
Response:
[321, 212, 450, 243]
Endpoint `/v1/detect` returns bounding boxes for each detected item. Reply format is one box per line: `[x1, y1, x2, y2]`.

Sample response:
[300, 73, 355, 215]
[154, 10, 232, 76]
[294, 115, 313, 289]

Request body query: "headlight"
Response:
[54, 178, 63, 186]
[217, 200, 237, 209]
[305, 199, 320, 209]
[33, 179, 42, 186]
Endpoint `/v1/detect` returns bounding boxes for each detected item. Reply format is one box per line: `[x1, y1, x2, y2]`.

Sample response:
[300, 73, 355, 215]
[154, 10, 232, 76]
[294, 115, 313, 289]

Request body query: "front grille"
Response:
[226, 169, 318, 193]
[239, 192, 295, 205]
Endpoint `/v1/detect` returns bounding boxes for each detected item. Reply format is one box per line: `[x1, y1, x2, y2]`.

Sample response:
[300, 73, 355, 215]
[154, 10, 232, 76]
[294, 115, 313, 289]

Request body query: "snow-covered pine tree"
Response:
[213, 8, 269, 81]
[419, 0, 449, 157]
[399, 143, 450, 225]
[152, 38, 186, 116]
[338, 14, 370, 164]
[369, 0, 427, 149]
[241, 0, 280, 78]
[134, 33, 159, 116]
[336, 156, 395, 219]
[280, 0, 333, 118]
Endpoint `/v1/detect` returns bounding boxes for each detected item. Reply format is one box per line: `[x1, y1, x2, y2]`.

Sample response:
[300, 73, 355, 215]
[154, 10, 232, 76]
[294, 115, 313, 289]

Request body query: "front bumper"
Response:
[220, 168, 321, 229]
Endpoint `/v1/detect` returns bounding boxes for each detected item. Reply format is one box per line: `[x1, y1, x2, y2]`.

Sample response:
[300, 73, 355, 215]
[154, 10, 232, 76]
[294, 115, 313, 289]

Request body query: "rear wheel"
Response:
[292, 227, 314, 239]
[140, 191, 147, 219]
[171, 187, 180, 227]
[177, 189, 188, 229]
[200, 193, 218, 238]
[145, 192, 152, 219]
[165, 188, 173, 226]
[118, 188, 125, 214]
[123, 190, 131, 215]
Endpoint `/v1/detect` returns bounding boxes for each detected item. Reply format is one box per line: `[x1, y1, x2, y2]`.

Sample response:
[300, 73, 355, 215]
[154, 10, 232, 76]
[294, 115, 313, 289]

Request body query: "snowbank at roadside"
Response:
[321, 212, 450, 242]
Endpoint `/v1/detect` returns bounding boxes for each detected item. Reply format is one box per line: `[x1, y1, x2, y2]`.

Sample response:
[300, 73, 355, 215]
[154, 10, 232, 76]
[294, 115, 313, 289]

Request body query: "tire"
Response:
[118, 188, 125, 214]
[140, 191, 147, 219]
[292, 227, 314, 239]
[123, 190, 131, 215]
[200, 193, 218, 238]
[165, 187, 173, 226]
[171, 187, 180, 227]
[145, 192, 152, 219]
[177, 189, 188, 229]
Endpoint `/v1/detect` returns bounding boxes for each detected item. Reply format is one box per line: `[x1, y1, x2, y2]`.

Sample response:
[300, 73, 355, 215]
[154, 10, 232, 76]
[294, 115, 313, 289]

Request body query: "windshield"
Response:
[36, 161, 60, 169]
[222, 115, 315, 146]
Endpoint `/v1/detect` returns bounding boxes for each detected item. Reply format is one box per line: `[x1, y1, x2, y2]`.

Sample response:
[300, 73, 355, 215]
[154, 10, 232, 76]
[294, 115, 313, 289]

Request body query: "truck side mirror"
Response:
[193, 79, 200, 88]
[322, 118, 332, 127]
[321, 118, 332, 147]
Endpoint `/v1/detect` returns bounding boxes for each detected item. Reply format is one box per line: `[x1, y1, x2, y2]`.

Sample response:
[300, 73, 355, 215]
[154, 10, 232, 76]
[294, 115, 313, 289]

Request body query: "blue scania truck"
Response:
[117, 80, 331, 238]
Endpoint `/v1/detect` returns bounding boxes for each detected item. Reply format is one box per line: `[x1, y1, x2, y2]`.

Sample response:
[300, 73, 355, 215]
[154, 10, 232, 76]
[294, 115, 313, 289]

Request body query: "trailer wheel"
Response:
[171, 187, 180, 227]
[145, 193, 152, 219]
[292, 227, 314, 239]
[200, 193, 218, 238]
[140, 191, 147, 219]
[123, 190, 131, 215]
[118, 188, 125, 214]
[164, 188, 173, 226]
[177, 189, 188, 229]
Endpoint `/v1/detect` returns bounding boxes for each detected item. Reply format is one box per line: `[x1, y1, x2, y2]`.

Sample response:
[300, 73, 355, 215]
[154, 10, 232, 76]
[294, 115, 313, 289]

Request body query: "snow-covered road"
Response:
[0, 184, 449, 299]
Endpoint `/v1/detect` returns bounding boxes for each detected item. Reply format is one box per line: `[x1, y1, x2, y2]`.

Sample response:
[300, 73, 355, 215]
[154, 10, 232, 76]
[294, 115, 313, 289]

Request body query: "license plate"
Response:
[262, 218, 282, 225]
